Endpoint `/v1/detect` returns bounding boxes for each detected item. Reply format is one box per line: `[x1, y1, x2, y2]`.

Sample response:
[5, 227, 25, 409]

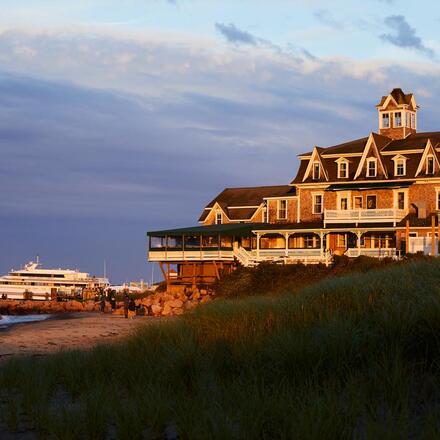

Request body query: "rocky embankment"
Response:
[0, 288, 213, 316]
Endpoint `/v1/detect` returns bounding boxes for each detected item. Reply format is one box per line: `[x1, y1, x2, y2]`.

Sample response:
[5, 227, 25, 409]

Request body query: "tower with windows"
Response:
[376, 88, 418, 140]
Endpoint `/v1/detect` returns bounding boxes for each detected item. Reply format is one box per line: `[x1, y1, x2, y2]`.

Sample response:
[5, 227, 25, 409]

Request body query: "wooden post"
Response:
[320, 232, 324, 258]
[256, 233, 260, 260]
[405, 220, 410, 254]
[357, 231, 361, 257]
[213, 261, 220, 280]
[432, 215, 436, 256]
[192, 263, 196, 290]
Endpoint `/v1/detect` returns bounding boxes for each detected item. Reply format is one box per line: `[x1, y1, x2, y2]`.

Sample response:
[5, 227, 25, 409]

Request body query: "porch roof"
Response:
[325, 181, 413, 191]
[147, 223, 274, 238]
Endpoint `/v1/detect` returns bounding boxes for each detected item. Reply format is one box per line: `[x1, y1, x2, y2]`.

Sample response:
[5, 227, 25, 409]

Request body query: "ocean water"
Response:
[0, 314, 51, 329]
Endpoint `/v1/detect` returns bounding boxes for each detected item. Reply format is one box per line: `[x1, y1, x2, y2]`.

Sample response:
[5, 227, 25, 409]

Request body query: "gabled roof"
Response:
[292, 131, 440, 183]
[376, 88, 415, 108]
[199, 185, 295, 222]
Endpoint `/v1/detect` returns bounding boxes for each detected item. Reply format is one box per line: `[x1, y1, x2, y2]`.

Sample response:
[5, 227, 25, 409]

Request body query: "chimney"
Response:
[416, 201, 427, 219]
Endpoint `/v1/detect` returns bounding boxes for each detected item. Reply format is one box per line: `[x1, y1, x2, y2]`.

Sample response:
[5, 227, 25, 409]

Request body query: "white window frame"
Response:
[215, 211, 223, 225]
[405, 112, 410, 128]
[337, 160, 349, 179]
[393, 189, 408, 211]
[395, 159, 406, 176]
[381, 113, 390, 128]
[277, 199, 287, 220]
[426, 155, 435, 175]
[312, 162, 320, 180]
[436, 188, 440, 211]
[394, 111, 402, 127]
[411, 113, 416, 129]
[312, 193, 323, 214]
[366, 158, 377, 177]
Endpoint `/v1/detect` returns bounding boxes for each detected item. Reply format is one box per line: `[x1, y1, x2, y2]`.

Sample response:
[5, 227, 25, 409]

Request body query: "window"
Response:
[313, 194, 323, 214]
[395, 159, 405, 176]
[215, 212, 222, 224]
[367, 159, 377, 177]
[312, 162, 320, 180]
[411, 113, 415, 129]
[437, 190, 440, 210]
[397, 192, 405, 210]
[338, 161, 348, 179]
[382, 113, 390, 128]
[340, 197, 348, 210]
[394, 112, 402, 127]
[427, 156, 434, 175]
[337, 234, 347, 247]
[277, 200, 287, 220]
[366, 195, 377, 209]
[354, 196, 363, 209]
[406, 112, 410, 127]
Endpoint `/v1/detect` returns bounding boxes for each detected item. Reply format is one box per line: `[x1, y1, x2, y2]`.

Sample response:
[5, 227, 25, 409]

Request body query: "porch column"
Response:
[320, 232, 324, 258]
[285, 233, 289, 258]
[405, 220, 410, 254]
[356, 231, 362, 257]
[432, 215, 436, 256]
[256, 232, 260, 260]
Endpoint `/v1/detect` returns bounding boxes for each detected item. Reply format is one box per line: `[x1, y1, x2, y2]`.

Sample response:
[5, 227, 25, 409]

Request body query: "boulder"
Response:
[167, 299, 184, 309]
[151, 304, 162, 316]
[173, 308, 184, 315]
[162, 304, 172, 316]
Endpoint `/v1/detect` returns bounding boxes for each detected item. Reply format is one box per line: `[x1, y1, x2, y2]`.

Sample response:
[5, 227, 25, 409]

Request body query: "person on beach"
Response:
[100, 295, 106, 313]
[123, 292, 129, 319]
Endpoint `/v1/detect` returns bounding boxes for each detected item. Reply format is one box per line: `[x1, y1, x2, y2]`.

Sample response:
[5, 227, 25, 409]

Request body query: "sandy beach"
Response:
[0, 313, 162, 361]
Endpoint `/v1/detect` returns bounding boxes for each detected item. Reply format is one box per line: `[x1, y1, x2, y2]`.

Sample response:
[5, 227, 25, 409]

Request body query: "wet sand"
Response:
[0, 313, 162, 360]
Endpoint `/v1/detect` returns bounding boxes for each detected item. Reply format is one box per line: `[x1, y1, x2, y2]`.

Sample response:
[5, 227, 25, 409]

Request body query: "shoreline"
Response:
[0, 312, 162, 361]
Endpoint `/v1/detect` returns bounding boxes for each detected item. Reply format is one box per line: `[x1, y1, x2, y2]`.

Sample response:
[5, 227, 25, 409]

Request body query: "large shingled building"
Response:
[148, 89, 440, 286]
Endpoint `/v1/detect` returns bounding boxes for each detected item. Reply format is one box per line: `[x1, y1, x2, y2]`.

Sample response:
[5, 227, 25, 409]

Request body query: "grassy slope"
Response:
[2, 259, 440, 439]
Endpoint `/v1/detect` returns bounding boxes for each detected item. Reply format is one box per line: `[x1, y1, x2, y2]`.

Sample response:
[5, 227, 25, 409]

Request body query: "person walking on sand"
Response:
[123, 292, 129, 319]
[100, 294, 106, 313]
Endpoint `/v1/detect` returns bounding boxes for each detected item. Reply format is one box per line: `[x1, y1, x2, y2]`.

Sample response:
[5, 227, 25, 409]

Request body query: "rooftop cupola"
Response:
[376, 88, 419, 140]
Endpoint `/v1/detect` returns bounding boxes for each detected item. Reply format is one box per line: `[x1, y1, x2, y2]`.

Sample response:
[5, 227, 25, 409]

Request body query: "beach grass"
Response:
[2, 259, 440, 438]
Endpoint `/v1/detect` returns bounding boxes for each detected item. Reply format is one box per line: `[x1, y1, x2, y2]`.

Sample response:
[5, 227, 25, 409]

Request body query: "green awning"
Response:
[325, 181, 413, 191]
[147, 223, 272, 237]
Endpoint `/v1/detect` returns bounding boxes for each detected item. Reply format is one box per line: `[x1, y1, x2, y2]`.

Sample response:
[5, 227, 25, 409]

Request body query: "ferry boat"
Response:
[0, 259, 109, 301]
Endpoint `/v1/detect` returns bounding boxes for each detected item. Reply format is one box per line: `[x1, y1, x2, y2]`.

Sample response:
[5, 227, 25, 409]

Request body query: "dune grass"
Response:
[2, 259, 440, 438]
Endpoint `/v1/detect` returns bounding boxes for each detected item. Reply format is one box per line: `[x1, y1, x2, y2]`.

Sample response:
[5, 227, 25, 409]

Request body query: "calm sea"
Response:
[0, 314, 51, 329]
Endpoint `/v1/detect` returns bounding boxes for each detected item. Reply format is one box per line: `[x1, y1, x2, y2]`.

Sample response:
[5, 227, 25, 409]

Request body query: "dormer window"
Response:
[367, 158, 377, 177]
[312, 162, 320, 180]
[382, 113, 390, 128]
[337, 160, 349, 179]
[394, 157, 406, 176]
[215, 212, 222, 224]
[405, 112, 410, 127]
[411, 113, 416, 129]
[394, 112, 402, 127]
[277, 200, 287, 220]
[427, 155, 434, 175]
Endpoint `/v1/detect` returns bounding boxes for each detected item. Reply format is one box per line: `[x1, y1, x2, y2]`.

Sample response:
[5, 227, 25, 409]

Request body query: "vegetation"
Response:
[214, 254, 399, 297]
[2, 258, 440, 438]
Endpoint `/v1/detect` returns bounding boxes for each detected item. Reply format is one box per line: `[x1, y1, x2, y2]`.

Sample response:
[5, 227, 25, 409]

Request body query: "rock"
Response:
[167, 299, 183, 309]
[191, 291, 201, 300]
[151, 304, 162, 315]
[200, 296, 211, 304]
[173, 308, 184, 315]
[200, 289, 208, 296]
[162, 304, 172, 316]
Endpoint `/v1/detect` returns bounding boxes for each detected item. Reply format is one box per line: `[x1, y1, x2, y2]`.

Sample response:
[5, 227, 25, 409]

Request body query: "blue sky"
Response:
[0, 0, 439, 282]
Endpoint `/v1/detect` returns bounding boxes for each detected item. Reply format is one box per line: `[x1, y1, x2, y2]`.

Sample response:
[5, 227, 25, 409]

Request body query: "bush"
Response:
[214, 256, 400, 298]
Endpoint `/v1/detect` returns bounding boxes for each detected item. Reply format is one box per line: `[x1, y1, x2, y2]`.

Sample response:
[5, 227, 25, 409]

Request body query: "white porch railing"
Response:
[148, 250, 234, 262]
[324, 209, 406, 226]
[345, 248, 399, 258]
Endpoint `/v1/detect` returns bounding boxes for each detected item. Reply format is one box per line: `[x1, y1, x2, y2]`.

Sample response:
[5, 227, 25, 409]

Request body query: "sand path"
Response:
[0, 313, 162, 360]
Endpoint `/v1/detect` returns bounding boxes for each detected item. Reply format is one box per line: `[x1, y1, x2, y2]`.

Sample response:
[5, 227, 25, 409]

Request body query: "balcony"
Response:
[148, 249, 234, 262]
[324, 208, 406, 226]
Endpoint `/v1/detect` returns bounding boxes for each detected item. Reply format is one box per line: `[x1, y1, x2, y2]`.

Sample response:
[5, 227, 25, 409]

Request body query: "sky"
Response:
[0, 0, 439, 283]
